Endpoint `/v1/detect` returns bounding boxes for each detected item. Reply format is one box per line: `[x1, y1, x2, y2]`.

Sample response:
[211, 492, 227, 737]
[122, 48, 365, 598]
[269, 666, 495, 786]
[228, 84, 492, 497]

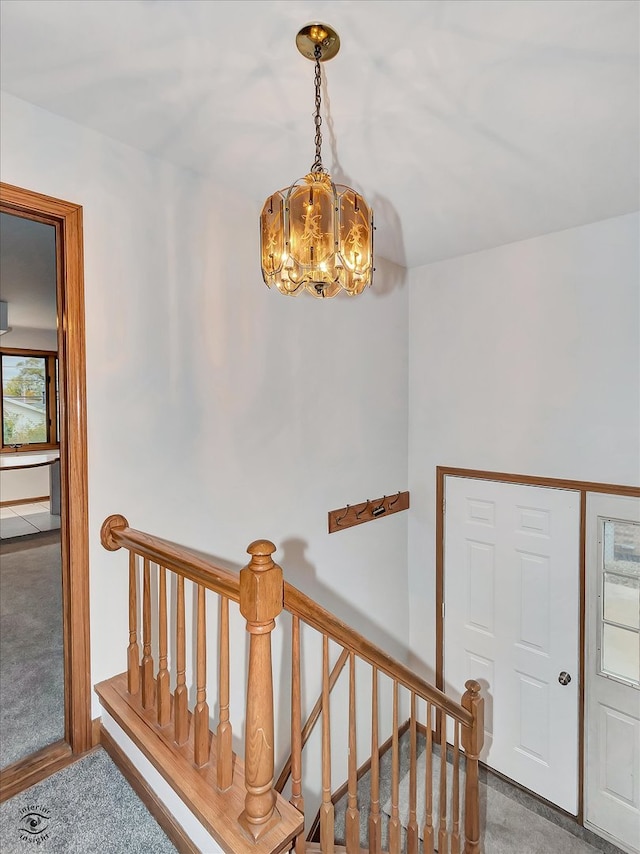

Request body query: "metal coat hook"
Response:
[356, 500, 371, 519]
[388, 491, 401, 509]
[335, 504, 350, 526]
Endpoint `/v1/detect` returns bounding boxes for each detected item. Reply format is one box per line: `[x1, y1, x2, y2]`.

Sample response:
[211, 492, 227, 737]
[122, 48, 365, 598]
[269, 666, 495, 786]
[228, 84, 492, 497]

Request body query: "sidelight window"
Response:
[599, 518, 640, 687]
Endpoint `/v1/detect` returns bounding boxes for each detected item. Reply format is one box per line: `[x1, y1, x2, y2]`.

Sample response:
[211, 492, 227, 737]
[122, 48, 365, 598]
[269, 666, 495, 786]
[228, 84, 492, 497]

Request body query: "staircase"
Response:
[96, 515, 484, 854]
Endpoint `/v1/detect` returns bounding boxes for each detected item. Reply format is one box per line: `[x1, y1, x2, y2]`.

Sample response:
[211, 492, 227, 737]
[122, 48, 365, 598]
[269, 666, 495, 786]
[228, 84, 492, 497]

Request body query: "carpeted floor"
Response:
[0, 729, 625, 853]
[333, 732, 624, 854]
[0, 748, 178, 853]
[0, 532, 65, 768]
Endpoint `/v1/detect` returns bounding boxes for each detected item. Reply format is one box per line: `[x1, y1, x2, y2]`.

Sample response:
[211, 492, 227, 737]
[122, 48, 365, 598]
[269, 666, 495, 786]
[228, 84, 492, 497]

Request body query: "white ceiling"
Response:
[1, 0, 638, 269]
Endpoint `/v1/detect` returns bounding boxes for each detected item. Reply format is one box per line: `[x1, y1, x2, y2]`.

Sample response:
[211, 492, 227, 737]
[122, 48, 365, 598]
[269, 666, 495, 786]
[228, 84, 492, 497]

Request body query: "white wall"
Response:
[408, 212, 640, 675]
[0, 464, 50, 503]
[1, 327, 57, 350]
[0, 93, 409, 756]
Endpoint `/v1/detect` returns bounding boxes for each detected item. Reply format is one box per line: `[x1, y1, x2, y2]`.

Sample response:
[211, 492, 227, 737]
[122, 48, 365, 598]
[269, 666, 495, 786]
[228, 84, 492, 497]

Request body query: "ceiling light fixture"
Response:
[260, 23, 374, 298]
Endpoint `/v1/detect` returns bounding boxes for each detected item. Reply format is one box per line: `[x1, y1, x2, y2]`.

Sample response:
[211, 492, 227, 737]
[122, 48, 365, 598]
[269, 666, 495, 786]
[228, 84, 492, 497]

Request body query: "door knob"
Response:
[558, 671, 571, 686]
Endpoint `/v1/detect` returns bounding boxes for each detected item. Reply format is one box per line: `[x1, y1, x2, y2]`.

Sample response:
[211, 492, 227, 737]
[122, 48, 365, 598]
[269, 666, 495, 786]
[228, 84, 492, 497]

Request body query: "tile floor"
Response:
[0, 500, 60, 539]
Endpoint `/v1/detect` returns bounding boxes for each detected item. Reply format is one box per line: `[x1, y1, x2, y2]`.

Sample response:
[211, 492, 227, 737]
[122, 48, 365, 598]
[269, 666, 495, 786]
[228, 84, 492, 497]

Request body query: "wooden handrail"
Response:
[283, 583, 472, 727]
[100, 515, 240, 602]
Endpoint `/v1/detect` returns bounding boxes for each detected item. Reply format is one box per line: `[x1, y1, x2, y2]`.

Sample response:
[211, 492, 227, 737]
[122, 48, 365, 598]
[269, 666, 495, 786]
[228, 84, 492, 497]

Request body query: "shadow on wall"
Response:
[160, 534, 441, 701]
[279, 537, 411, 665]
[371, 248, 407, 296]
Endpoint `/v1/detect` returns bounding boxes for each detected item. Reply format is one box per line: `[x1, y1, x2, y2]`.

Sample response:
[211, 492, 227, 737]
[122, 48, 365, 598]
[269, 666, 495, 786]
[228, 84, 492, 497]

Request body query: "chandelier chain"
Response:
[311, 44, 324, 172]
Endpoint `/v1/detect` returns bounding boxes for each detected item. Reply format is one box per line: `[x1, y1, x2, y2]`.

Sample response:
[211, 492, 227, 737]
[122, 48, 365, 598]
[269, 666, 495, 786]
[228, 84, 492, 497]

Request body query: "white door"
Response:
[444, 476, 581, 813]
[585, 493, 640, 854]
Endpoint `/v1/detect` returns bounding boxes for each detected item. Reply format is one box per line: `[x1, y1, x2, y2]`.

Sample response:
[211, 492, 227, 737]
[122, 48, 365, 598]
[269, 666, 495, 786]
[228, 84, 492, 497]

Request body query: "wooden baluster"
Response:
[239, 540, 283, 841]
[368, 667, 381, 854]
[320, 634, 335, 854]
[345, 652, 359, 854]
[462, 680, 484, 854]
[193, 583, 210, 767]
[423, 701, 434, 854]
[141, 558, 155, 709]
[290, 615, 305, 854]
[127, 551, 140, 695]
[389, 680, 401, 854]
[439, 709, 449, 854]
[217, 595, 232, 790]
[276, 647, 349, 795]
[174, 575, 188, 745]
[407, 692, 419, 854]
[451, 721, 461, 854]
[156, 565, 170, 726]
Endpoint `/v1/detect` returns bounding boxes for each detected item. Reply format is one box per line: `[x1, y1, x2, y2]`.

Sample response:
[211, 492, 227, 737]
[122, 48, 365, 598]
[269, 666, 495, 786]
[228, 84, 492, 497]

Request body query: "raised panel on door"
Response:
[598, 704, 639, 807]
[444, 476, 580, 813]
[445, 487, 498, 761]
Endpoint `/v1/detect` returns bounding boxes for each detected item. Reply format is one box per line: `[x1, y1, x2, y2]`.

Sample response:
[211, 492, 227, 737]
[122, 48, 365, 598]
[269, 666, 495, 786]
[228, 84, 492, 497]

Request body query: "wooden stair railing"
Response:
[98, 516, 483, 854]
[279, 584, 484, 854]
[96, 515, 302, 854]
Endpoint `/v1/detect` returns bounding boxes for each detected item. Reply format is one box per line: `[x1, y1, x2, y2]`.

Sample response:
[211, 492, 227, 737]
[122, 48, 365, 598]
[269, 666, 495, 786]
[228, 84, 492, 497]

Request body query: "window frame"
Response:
[596, 514, 640, 689]
[1, 346, 59, 452]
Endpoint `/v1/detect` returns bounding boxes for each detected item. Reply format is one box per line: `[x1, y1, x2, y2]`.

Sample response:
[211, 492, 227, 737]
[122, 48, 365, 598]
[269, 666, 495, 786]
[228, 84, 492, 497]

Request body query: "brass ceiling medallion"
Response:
[260, 23, 374, 298]
[295, 23, 340, 62]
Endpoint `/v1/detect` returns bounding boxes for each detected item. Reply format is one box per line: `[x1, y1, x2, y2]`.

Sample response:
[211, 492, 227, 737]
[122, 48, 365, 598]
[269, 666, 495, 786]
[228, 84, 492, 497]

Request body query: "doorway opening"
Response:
[0, 183, 91, 801]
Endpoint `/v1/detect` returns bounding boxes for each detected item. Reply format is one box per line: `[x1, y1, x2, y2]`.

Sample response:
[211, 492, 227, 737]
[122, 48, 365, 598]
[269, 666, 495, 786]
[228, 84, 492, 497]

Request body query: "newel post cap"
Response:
[462, 679, 484, 756]
[246, 539, 277, 563]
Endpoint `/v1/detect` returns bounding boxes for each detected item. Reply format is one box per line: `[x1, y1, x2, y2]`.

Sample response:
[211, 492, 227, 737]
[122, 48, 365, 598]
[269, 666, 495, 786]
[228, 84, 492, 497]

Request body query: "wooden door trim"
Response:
[435, 465, 640, 823]
[0, 183, 91, 761]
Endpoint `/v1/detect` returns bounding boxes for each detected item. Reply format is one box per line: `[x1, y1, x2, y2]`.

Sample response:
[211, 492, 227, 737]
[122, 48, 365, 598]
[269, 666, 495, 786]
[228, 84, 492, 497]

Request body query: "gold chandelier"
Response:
[260, 23, 374, 298]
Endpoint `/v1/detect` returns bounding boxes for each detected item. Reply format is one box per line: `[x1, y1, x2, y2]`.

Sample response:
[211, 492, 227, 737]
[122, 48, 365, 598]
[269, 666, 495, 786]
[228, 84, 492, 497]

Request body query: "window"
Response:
[599, 517, 640, 687]
[1, 349, 59, 450]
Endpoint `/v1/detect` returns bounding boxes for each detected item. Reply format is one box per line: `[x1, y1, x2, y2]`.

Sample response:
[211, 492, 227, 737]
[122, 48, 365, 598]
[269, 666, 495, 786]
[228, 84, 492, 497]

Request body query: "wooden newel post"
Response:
[461, 680, 484, 854]
[239, 539, 283, 841]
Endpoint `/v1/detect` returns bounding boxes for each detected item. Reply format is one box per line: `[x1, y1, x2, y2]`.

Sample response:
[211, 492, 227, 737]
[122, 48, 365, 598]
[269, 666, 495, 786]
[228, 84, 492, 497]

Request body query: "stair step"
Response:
[95, 673, 303, 854]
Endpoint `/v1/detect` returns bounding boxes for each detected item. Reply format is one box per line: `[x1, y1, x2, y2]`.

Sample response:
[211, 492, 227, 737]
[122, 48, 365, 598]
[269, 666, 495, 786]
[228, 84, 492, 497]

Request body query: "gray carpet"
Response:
[0, 532, 65, 767]
[333, 732, 623, 854]
[381, 749, 606, 854]
[0, 748, 178, 853]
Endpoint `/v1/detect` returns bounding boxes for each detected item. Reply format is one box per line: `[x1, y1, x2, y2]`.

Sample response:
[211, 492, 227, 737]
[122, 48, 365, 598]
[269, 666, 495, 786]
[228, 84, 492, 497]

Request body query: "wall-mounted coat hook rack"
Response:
[328, 490, 409, 533]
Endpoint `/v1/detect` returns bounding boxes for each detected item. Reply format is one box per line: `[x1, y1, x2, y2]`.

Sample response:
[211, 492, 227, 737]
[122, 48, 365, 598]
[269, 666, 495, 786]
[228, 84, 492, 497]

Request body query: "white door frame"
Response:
[435, 466, 640, 823]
